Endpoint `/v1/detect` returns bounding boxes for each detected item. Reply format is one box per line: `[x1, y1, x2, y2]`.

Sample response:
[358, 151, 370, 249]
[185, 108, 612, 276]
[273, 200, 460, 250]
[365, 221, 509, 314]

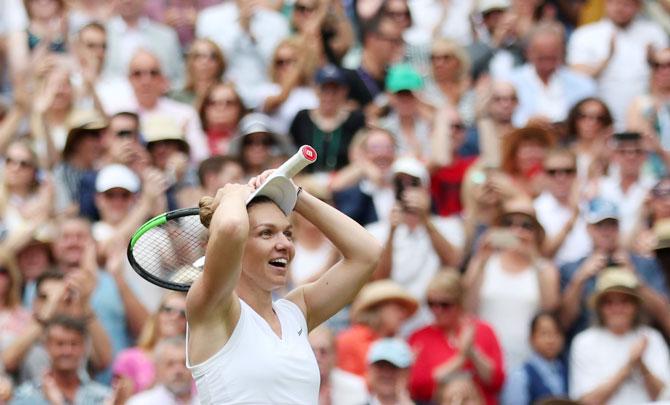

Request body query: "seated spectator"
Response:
[409, 270, 505, 405]
[309, 326, 368, 405]
[290, 65, 365, 175]
[365, 338, 414, 405]
[563, 97, 614, 181]
[125, 336, 196, 404]
[177, 155, 244, 208]
[198, 82, 246, 156]
[569, 267, 670, 404]
[505, 22, 596, 127]
[2, 271, 112, 385]
[464, 197, 560, 372]
[380, 64, 433, 162]
[10, 316, 111, 404]
[257, 37, 318, 136]
[434, 371, 486, 405]
[171, 38, 226, 107]
[227, 113, 295, 180]
[368, 157, 464, 301]
[112, 292, 186, 394]
[501, 311, 569, 405]
[534, 148, 592, 266]
[336, 280, 418, 377]
[331, 127, 397, 225]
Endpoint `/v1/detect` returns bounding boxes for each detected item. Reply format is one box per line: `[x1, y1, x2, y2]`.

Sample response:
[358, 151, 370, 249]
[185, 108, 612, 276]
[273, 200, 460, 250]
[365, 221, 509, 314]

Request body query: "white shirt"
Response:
[406, 0, 474, 47]
[568, 18, 668, 129]
[0, 0, 27, 34]
[359, 180, 395, 223]
[102, 96, 209, 163]
[291, 240, 333, 285]
[570, 326, 670, 405]
[505, 64, 597, 126]
[534, 192, 592, 267]
[597, 174, 655, 242]
[255, 85, 318, 136]
[187, 299, 320, 404]
[330, 368, 368, 405]
[366, 216, 464, 300]
[196, 3, 290, 107]
[478, 254, 541, 372]
[127, 385, 200, 405]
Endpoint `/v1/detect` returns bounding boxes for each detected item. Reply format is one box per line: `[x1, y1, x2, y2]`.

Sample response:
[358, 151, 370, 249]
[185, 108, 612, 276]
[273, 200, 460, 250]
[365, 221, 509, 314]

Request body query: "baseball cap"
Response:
[95, 164, 141, 193]
[367, 338, 413, 368]
[239, 112, 274, 137]
[584, 198, 619, 224]
[315, 65, 347, 86]
[392, 156, 429, 186]
[478, 0, 511, 14]
[386, 64, 423, 94]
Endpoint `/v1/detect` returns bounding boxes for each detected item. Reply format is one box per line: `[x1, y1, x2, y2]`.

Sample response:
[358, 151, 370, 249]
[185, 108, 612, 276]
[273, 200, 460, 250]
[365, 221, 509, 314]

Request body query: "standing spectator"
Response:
[506, 23, 597, 127]
[0, 249, 31, 355]
[501, 311, 569, 405]
[126, 337, 198, 404]
[405, 0, 475, 47]
[559, 197, 670, 340]
[534, 148, 592, 266]
[105, 0, 185, 88]
[257, 37, 318, 136]
[463, 198, 560, 372]
[409, 270, 505, 405]
[195, 0, 290, 105]
[308, 326, 368, 405]
[10, 316, 111, 404]
[141, 115, 193, 194]
[144, 0, 218, 49]
[367, 157, 464, 301]
[569, 268, 670, 404]
[567, 0, 668, 129]
[336, 280, 418, 377]
[198, 82, 246, 156]
[170, 38, 226, 107]
[290, 65, 365, 174]
[365, 338, 415, 405]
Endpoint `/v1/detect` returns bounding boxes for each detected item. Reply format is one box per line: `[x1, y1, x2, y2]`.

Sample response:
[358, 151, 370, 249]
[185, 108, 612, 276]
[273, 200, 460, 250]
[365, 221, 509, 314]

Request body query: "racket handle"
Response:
[275, 145, 318, 179]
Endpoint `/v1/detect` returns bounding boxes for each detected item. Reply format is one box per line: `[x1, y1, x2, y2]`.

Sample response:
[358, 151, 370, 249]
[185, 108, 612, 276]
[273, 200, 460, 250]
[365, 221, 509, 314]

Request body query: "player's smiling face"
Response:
[242, 201, 295, 291]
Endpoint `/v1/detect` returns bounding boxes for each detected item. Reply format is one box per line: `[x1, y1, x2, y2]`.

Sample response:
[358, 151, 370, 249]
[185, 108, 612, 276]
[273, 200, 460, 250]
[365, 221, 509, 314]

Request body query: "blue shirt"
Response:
[10, 372, 110, 405]
[559, 254, 669, 341]
[501, 352, 568, 405]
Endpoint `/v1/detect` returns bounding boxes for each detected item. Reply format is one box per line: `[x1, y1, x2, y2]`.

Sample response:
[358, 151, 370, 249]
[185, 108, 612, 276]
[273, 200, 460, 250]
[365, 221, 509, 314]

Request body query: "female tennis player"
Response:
[185, 171, 382, 404]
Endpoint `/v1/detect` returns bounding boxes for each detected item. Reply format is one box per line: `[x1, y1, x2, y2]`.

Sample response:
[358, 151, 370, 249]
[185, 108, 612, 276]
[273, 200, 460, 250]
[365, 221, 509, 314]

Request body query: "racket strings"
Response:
[132, 215, 208, 287]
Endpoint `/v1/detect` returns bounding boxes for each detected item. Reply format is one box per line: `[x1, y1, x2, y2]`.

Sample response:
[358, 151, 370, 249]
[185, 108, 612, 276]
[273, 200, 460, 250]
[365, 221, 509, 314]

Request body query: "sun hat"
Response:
[367, 338, 414, 368]
[386, 64, 424, 94]
[494, 197, 546, 245]
[350, 280, 419, 323]
[227, 113, 295, 157]
[589, 267, 642, 308]
[141, 114, 190, 154]
[63, 109, 108, 158]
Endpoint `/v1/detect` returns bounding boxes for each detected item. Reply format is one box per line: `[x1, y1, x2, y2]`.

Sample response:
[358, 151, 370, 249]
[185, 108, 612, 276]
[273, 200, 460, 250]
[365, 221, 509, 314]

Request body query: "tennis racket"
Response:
[127, 145, 318, 291]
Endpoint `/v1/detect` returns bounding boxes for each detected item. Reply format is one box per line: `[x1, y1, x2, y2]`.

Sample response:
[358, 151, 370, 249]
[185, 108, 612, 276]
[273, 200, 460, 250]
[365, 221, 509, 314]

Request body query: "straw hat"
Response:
[654, 218, 670, 250]
[350, 280, 418, 323]
[62, 109, 108, 158]
[142, 114, 190, 154]
[589, 267, 642, 308]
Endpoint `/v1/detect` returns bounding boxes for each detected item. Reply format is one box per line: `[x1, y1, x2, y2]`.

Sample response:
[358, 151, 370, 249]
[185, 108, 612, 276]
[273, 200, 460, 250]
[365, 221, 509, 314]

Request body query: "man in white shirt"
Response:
[102, 49, 209, 162]
[127, 337, 199, 405]
[506, 22, 596, 126]
[196, 0, 289, 106]
[104, 0, 184, 88]
[567, 0, 668, 129]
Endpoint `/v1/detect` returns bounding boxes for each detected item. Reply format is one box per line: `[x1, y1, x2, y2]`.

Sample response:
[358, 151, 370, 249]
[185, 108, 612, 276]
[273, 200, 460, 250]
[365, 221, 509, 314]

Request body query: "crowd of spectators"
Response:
[2, 0, 670, 403]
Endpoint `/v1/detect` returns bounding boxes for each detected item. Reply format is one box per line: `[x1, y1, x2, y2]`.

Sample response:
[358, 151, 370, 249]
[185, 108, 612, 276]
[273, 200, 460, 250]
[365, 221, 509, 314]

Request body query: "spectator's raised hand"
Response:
[628, 335, 648, 367]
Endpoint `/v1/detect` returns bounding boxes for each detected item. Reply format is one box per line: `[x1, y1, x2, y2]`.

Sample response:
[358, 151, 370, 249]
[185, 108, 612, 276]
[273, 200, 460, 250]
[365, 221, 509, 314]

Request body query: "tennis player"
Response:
[185, 171, 382, 404]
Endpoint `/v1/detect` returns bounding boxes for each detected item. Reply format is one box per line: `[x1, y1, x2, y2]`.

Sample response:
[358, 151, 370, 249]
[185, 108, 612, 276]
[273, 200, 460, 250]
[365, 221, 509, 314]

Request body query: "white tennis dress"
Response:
[186, 298, 320, 404]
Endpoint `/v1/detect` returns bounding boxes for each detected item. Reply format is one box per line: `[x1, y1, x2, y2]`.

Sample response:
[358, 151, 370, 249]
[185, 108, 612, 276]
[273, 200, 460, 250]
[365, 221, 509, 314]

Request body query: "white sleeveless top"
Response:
[186, 299, 320, 404]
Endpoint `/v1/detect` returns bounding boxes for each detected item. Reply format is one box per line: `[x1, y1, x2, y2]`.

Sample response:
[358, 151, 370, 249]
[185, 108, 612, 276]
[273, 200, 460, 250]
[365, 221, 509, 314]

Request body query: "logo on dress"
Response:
[297, 328, 303, 336]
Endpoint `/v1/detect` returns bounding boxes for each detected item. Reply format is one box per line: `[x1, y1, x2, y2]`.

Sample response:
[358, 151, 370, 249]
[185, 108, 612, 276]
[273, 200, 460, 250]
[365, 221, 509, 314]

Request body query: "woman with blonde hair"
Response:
[171, 38, 226, 107]
[112, 292, 187, 394]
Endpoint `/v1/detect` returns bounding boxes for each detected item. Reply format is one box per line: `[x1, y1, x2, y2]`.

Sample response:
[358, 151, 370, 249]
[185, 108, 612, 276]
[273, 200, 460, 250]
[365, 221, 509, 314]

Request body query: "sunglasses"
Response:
[651, 61, 670, 70]
[546, 167, 576, 176]
[616, 147, 645, 156]
[275, 57, 296, 68]
[451, 122, 466, 132]
[492, 95, 517, 102]
[160, 305, 186, 318]
[427, 300, 456, 310]
[6, 157, 34, 169]
[431, 53, 456, 62]
[243, 136, 274, 147]
[386, 9, 410, 19]
[294, 4, 315, 13]
[501, 216, 536, 231]
[577, 112, 607, 124]
[130, 69, 161, 79]
[84, 41, 107, 51]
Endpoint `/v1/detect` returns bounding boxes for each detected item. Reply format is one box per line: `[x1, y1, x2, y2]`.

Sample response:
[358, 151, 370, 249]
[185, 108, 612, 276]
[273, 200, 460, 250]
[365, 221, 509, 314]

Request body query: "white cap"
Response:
[392, 157, 429, 186]
[478, 0, 510, 13]
[95, 164, 141, 193]
[248, 176, 297, 216]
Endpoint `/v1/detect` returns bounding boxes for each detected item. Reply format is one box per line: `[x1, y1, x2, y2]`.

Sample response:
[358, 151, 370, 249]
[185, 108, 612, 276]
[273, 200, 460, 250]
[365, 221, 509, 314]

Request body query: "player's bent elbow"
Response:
[359, 241, 383, 268]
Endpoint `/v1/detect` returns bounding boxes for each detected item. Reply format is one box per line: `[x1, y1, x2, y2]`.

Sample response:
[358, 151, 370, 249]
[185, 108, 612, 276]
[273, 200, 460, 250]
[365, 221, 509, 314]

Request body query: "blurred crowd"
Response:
[1, 0, 670, 404]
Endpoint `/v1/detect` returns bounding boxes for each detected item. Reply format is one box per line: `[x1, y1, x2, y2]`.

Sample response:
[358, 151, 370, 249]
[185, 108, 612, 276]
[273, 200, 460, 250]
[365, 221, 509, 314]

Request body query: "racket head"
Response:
[127, 208, 205, 291]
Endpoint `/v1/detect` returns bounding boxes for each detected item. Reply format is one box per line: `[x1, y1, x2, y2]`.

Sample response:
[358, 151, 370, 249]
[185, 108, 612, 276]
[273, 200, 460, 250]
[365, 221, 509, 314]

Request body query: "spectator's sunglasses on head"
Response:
[130, 68, 161, 79]
[501, 215, 536, 231]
